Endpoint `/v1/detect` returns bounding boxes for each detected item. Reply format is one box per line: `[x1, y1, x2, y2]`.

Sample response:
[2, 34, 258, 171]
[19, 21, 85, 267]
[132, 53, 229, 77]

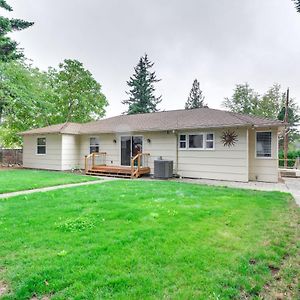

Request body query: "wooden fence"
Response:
[0, 149, 23, 165]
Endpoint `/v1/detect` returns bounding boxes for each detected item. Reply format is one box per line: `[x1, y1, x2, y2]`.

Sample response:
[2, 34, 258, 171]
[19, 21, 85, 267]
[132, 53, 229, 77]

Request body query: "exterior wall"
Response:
[61, 134, 81, 170]
[79, 131, 177, 170]
[79, 134, 120, 168]
[79, 129, 249, 182]
[177, 128, 249, 182]
[22, 126, 279, 183]
[23, 134, 62, 170]
[248, 128, 279, 182]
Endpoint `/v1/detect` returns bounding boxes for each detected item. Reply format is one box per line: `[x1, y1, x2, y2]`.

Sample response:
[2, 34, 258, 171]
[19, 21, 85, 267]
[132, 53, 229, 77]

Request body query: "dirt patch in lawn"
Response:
[31, 295, 51, 300]
[0, 280, 9, 296]
[259, 204, 300, 300]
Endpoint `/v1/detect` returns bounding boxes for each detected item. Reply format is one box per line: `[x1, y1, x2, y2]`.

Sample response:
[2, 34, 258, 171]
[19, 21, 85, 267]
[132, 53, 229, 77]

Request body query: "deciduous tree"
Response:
[223, 83, 259, 115]
[0, 59, 108, 147]
[223, 83, 300, 144]
[50, 59, 108, 123]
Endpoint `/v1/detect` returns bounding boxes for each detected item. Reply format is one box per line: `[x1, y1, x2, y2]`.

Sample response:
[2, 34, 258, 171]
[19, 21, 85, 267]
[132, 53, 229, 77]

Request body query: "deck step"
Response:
[279, 167, 300, 178]
[86, 171, 132, 178]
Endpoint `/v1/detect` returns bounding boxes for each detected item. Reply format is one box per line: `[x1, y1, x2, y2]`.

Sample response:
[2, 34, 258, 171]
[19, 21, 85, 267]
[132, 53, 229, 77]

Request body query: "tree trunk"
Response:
[284, 88, 289, 168]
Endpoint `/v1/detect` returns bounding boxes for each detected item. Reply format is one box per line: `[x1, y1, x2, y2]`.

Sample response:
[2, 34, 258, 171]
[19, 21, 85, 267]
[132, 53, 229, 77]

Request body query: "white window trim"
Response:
[178, 132, 215, 151]
[205, 133, 215, 150]
[179, 134, 187, 149]
[89, 136, 100, 154]
[36, 136, 46, 155]
[255, 131, 273, 159]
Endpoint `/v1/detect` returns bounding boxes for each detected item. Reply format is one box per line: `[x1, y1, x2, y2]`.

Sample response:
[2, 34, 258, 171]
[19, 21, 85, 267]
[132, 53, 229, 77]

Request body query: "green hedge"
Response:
[278, 150, 300, 167]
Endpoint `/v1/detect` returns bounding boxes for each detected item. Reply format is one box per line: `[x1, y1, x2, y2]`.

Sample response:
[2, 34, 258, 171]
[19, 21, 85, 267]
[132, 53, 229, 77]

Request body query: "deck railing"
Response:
[278, 157, 300, 169]
[131, 153, 150, 178]
[85, 152, 107, 173]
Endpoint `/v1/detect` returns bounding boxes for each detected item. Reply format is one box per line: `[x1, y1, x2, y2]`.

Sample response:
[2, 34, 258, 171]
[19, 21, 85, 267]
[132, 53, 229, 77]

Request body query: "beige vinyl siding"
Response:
[79, 132, 177, 171]
[61, 134, 80, 170]
[22, 127, 279, 183]
[177, 128, 249, 182]
[248, 128, 279, 182]
[141, 132, 177, 171]
[79, 129, 250, 182]
[79, 134, 120, 168]
[23, 134, 62, 170]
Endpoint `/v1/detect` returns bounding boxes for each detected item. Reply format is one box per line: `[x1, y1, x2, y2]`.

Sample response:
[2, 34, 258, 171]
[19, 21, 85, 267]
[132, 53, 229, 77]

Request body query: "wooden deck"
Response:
[86, 165, 151, 178]
[85, 152, 151, 178]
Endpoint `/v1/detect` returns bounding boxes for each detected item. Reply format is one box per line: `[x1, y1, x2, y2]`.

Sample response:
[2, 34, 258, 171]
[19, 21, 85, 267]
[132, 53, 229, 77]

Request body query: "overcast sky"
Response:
[6, 0, 300, 117]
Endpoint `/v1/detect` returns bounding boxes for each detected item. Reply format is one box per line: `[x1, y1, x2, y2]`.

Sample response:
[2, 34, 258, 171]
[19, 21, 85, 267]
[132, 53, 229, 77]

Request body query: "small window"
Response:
[256, 132, 272, 158]
[206, 133, 214, 149]
[90, 137, 100, 154]
[37, 137, 46, 155]
[179, 134, 187, 149]
[189, 134, 204, 149]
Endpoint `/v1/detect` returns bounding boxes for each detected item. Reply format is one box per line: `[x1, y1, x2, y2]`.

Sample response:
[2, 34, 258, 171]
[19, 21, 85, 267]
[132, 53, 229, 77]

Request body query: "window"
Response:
[256, 132, 272, 158]
[189, 134, 204, 149]
[178, 133, 215, 150]
[90, 137, 100, 154]
[179, 134, 187, 149]
[37, 137, 46, 155]
[206, 133, 214, 149]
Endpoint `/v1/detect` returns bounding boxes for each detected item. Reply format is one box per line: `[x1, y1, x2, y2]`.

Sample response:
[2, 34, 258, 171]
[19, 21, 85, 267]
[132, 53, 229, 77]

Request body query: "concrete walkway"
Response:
[1, 175, 299, 206]
[0, 177, 116, 199]
[284, 178, 300, 206]
[175, 177, 300, 206]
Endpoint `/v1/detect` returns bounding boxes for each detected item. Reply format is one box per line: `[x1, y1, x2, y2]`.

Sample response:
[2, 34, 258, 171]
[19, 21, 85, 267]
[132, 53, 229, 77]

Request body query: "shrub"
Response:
[278, 150, 300, 167]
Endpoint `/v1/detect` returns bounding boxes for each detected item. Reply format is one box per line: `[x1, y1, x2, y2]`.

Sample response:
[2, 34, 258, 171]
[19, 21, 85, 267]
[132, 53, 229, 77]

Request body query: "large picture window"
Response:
[90, 137, 100, 154]
[37, 137, 46, 155]
[179, 133, 214, 150]
[256, 132, 272, 158]
[189, 134, 204, 149]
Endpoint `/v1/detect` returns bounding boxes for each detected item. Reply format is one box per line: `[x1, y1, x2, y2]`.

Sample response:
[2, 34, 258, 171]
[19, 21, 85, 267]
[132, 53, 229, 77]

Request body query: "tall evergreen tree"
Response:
[185, 79, 205, 109]
[122, 54, 162, 114]
[0, 0, 33, 62]
[293, 0, 300, 13]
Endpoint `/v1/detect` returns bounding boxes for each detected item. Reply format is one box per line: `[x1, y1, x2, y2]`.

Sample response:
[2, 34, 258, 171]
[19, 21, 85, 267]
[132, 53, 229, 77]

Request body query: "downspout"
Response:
[174, 130, 178, 175]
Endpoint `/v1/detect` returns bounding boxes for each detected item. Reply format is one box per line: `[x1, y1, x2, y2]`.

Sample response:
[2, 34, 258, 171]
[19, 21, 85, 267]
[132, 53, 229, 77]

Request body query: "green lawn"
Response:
[0, 181, 299, 299]
[0, 169, 99, 194]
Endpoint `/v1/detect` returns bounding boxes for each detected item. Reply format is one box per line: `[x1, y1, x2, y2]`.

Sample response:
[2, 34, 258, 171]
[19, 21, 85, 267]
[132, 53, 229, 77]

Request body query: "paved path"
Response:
[1, 175, 299, 206]
[284, 178, 300, 206]
[0, 177, 117, 199]
[176, 177, 300, 206]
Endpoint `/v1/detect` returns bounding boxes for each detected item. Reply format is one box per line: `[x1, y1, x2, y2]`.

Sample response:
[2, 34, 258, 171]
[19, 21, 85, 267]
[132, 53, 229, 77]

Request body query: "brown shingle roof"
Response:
[20, 108, 284, 135]
[19, 122, 81, 135]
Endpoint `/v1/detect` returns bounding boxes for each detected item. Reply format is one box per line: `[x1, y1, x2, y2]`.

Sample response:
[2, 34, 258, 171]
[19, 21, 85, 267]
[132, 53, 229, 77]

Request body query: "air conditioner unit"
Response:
[154, 160, 173, 179]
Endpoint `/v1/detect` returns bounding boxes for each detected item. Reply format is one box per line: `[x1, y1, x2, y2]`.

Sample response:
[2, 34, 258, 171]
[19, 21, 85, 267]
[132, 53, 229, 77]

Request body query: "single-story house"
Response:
[20, 107, 285, 182]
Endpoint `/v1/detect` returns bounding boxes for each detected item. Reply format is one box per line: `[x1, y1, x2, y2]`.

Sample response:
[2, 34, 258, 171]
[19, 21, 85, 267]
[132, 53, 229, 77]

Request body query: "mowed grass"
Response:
[0, 169, 99, 194]
[0, 181, 299, 299]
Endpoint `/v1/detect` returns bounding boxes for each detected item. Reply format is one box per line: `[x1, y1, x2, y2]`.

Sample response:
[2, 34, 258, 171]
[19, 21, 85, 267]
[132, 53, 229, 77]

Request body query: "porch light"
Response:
[147, 138, 151, 143]
[113, 139, 117, 143]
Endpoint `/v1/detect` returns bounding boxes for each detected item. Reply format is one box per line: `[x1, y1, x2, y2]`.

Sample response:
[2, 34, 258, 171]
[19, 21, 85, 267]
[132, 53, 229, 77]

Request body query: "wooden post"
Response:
[284, 88, 289, 168]
[131, 156, 134, 178]
[85, 155, 88, 173]
[137, 154, 141, 177]
[92, 153, 95, 169]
